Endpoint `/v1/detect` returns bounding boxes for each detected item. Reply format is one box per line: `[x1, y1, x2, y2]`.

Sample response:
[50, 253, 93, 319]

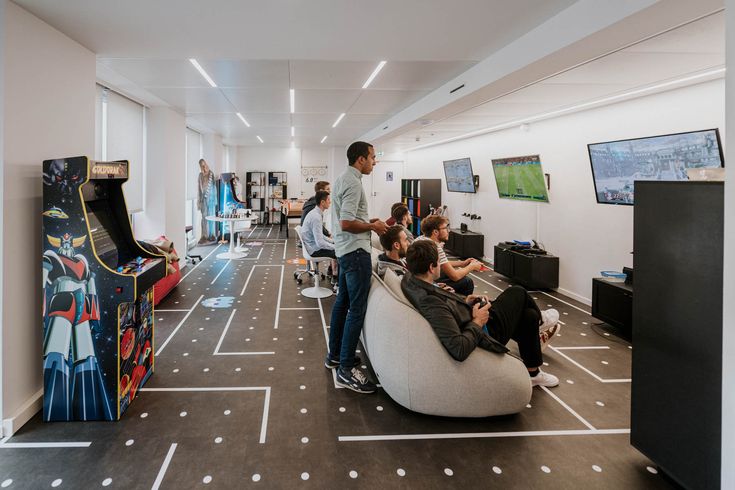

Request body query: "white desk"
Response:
[206, 216, 253, 259]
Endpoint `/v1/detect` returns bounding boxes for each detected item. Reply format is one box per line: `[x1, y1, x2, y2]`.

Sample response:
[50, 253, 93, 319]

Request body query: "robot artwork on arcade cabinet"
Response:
[118, 289, 154, 415]
[42, 157, 133, 421]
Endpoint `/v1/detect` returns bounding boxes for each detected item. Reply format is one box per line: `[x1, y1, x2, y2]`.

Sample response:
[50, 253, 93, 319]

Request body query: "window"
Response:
[95, 85, 146, 212]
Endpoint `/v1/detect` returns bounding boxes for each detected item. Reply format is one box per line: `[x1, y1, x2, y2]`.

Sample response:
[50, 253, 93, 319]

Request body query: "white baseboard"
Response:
[554, 287, 592, 307]
[2, 389, 42, 437]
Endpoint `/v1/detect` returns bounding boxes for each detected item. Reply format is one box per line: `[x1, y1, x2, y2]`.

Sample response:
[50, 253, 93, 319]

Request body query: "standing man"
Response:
[326, 141, 388, 393]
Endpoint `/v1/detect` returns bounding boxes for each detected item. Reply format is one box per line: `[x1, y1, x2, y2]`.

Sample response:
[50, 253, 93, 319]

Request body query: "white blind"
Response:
[186, 128, 202, 200]
[94, 84, 104, 160]
[105, 89, 146, 212]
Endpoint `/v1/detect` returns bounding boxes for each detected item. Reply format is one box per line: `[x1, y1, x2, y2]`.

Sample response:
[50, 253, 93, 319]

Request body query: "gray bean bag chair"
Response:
[362, 268, 532, 417]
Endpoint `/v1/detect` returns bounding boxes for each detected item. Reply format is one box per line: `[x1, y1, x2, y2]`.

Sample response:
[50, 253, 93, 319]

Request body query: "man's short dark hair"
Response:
[406, 240, 439, 275]
[421, 215, 448, 237]
[379, 225, 404, 252]
[347, 141, 373, 165]
[315, 190, 330, 206]
[391, 204, 409, 223]
[314, 181, 330, 192]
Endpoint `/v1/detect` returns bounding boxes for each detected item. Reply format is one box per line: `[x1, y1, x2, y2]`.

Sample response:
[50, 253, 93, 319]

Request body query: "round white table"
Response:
[206, 216, 253, 259]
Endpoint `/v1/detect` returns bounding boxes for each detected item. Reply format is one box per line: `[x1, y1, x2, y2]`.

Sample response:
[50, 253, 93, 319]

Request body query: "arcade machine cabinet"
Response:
[42, 156, 166, 421]
[218, 172, 247, 239]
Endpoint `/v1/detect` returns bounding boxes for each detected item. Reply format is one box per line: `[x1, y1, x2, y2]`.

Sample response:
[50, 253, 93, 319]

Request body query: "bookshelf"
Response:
[400, 179, 441, 237]
[268, 171, 287, 224]
[246, 171, 267, 224]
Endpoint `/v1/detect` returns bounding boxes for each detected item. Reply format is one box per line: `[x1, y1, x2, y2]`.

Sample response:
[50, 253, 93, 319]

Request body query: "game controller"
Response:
[470, 297, 489, 308]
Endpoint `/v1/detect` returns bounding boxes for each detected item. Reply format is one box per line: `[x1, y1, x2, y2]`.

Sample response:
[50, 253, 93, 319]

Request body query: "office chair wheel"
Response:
[293, 272, 299, 279]
[297, 279, 303, 285]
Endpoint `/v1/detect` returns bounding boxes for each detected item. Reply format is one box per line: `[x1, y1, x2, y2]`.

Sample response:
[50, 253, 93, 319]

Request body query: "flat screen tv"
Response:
[443, 158, 476, 193]
[491, 154, 549, 202]
[588, 128, 724, 205]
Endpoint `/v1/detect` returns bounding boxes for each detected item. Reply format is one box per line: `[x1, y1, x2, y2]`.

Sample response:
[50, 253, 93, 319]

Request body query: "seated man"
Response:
[301, 190, 337, 270]
[377, 225, 409, 277]
[401, 240, 560, 387]
[391, 205, 414, 243]
[301, 180, 332, 237]
[385, 202, 404, 226]
[416, 215, 481, 296]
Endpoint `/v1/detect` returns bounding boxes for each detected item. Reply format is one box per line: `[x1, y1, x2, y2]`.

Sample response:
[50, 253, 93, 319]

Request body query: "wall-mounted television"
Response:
[491, 154, 549, 202]
[588, 128, 724, 205]
[443, 158, 476, 193]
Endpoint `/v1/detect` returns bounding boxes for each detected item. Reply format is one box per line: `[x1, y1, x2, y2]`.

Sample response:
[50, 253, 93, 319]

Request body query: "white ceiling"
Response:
[11, 1, 725, 150]
[377, 11, 725, 153]
[13, 0, 578, 147]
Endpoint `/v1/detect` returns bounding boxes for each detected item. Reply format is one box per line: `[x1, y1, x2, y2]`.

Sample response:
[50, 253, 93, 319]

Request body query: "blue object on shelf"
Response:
[513, 240, 532, 246]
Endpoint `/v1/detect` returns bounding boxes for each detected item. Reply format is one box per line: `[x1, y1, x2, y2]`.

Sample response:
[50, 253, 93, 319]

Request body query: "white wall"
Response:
[2, 1, 95, 433]
[235, 146, 333, 199]
[135, 107, 187, 254]
[404, 79, 725, 303]
[722, 0, 734, 485]
[0, 0, 5, 430]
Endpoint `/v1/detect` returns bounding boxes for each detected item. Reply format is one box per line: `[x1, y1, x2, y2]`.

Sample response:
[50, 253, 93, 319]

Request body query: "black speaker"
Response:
[460, 223, 468, 232]
[473, 175, 480, 189]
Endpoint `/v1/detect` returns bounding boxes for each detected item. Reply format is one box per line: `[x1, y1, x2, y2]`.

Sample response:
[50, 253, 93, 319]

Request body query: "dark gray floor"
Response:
[0, 225, 673, 489]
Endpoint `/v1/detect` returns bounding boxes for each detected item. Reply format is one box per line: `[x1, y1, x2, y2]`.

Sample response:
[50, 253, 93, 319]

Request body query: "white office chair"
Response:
[293, 225, 333, 299]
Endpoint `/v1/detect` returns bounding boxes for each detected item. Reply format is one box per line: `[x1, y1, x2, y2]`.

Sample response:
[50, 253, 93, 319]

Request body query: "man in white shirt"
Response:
[301, 190, 335, 259]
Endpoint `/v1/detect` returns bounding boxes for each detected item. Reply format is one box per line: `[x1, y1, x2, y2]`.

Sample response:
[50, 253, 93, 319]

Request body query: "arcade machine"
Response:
[218, 172, 248, 239]
[42, 156, 166, 421]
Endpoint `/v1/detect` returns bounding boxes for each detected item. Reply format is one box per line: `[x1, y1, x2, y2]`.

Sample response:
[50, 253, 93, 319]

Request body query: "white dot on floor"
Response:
[444, 468, 454, 476]
[235, 368, 242, 372]
[628, 345, 633, 349]
[205, 317, 210, 321]
[140, 412, 148, 418]
[255, 308, 260, 311]
[1, 479, 12, 488]
[376, 406, 384, 412]
[601, 361, 609, 365]
[203, 368, 210, 372]
[301, 437, 309, 444]
[298, 326, 303, 329]
[102, 478, 112, 486]
[298, 337, 303, 341]
[646, 466, 658, 474]
[543, 362, 549, 367]
[252, 316, 257, 320]
[299, 366, 305, 371]
[224, 410, 231, 415]
[203, 475, 212, 484]
[563, 312, 568, 315]
[252, 474, 261, 482]
[125, 439, 134, 446]
[245, 338, 251, 342]
[492, 466, 502, 474]
[51, 479, 62, 487]
[397, 469, 406, 477]
[300, 408, 307, 414]
[580, 333, 587, 337]
[273, 337, 278, 341]
[199, 327, 204, 331]
[191, 339, 198, 343]
[158, 317, 163, 321]
[541, 466, 551, 473]
[183, 352, 189, 357]
[257, 300, 262, 303]
[526, 404, 532, 409]
[566, 379, 575, 384]
[300, 385, 306, 390]
[547, 304, 552, 307]
[592, 465, 602, 473]
[298, 350, 303, 354]
[180, 411, 187, 417]
[301, 472, 309, 481]
[596, 401, 606, 407]
[582, 321, 589, 325]
[349, 470, 358, 479]
[268, 367, 274, 371]
[215, 437, 223, 444]
[339, 407, 346, 412]
[173, 368, 179, 373]
[298, 316, 303, 319]
[249, 326, 254, 330]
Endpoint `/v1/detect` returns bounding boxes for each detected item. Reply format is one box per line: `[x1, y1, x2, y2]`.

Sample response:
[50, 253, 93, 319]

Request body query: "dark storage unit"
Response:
[446, 229, 484, 260]
[591, 278, 633, 339]
[493, 245, 559, 289]
[400, 179, 441, 237]
[632, 181, 723, 490]
[246, 171, 266, 224]
[267, 171, 287, 224]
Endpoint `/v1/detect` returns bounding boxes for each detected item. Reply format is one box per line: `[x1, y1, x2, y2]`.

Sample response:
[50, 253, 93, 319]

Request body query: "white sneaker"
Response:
[539, 309, 559, 332]
[531, 369, 559, 387]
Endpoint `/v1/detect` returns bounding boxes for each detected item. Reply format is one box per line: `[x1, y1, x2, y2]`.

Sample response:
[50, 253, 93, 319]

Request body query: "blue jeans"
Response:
[328, 249, 372, 370]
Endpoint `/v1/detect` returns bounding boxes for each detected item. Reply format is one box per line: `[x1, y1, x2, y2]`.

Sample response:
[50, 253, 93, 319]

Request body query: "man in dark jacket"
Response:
[401, 240, 560, 387]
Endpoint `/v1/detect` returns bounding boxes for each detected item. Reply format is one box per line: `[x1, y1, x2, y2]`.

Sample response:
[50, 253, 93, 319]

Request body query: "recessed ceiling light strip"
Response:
[362, 61, 387, 89]
[236, 113, 250, 127]
[332, 113, 346, 128]
[256, 136, 264, 143]
[290, 89, 295, 114]
[320, 136, 328, 144]
[189, 58, 217, 87]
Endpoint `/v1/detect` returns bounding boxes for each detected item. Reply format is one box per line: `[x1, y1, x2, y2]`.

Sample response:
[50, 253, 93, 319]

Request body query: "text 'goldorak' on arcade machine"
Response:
[42, 156, 166, 421]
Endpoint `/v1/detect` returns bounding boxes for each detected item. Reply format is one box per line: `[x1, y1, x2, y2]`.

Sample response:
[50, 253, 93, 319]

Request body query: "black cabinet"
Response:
[632, 181, 723, 490]
[446, 229, 484, 259]
[493, 245, 559, 289]
[591, 278, 632, 339]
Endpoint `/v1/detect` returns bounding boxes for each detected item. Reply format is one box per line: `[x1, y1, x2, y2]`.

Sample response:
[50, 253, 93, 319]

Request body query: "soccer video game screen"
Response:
[588, 128, 723, 205]
[491, 155, 549, 202]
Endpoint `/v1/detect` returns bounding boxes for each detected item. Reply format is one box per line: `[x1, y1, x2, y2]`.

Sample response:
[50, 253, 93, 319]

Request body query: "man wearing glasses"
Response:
[416, 215, 482, 296]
